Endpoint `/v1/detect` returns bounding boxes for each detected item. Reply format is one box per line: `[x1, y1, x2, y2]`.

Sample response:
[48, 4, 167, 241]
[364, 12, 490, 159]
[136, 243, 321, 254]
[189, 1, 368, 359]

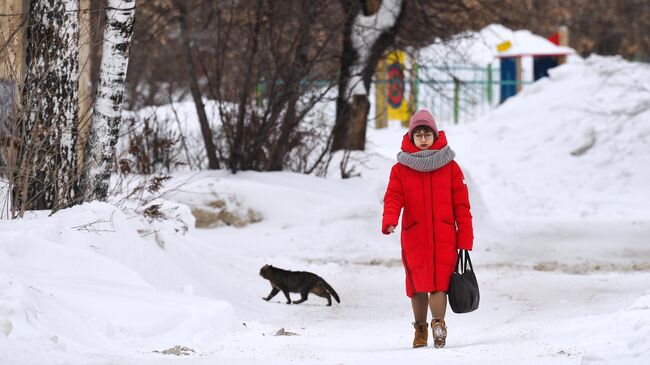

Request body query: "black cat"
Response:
[259, 264, 340, 306]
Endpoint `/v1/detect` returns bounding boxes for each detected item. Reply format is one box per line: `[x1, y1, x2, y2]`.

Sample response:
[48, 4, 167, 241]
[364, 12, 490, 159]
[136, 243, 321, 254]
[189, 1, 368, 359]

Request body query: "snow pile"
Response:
[415, 24, 581, 119]
[418, 24, 576, 67]
[446, 55, 650, 221]
[584, 291, 650, 363]
[0, 202, 237, 363]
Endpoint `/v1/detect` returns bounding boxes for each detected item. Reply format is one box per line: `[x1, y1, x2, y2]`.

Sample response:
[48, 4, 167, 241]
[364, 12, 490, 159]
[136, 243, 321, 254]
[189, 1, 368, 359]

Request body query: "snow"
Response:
[0, 202, 237, 363]
[446, 55, 650, 221]
[416, 24, 582, 109]
[418, 24, 576, 67]
[1, 55, 649, 364]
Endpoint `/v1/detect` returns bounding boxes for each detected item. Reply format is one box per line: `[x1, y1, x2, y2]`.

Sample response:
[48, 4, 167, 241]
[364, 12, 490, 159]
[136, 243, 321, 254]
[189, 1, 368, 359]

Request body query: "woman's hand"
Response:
[385, 225, 395, 234]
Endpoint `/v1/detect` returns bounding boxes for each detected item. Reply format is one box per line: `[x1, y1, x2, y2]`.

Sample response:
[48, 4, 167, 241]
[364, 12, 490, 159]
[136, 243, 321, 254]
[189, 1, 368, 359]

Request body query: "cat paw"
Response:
[263, 297, 270, 301]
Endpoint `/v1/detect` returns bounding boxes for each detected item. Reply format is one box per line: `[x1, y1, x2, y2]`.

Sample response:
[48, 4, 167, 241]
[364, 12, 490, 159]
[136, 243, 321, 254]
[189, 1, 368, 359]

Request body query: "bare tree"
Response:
[119, 0, 523, 175]
[521, 0, 650, 61]
[12, 0, 80, 214]
[174, 0, 219, 169]
[190, 0, 342, 173]
[223, 0, 264, 172]
[265, 0, 323, 171]
[82, 0, 136, 202]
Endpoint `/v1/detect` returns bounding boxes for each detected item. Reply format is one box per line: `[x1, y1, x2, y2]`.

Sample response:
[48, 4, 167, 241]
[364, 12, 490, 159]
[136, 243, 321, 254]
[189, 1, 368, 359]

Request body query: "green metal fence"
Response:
[373, 64, 533, 125]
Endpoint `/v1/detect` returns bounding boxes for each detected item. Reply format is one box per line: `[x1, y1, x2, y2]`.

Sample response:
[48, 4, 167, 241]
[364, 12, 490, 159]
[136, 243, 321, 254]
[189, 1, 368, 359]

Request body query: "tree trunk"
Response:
[229, 0, 263, 173]
[331, 0, 403, 151]
[176, 1, 220, 170]
[266, 0, 314, 171]
[266, 94, 299, 171]
[82, 0, 136, 202]
[14, 0, 80, 214]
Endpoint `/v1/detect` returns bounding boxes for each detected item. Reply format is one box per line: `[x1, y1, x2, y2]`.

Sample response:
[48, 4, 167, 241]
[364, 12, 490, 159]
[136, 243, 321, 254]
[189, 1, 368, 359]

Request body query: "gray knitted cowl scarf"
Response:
[397, 145, 456, 172]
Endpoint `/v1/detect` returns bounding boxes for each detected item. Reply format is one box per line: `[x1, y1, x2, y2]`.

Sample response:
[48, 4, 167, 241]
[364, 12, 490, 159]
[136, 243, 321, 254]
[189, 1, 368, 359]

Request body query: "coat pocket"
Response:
[402, 220, 418, 231]
[401, 222, 427, 269]
[439, 221, 457, 244]
[437, 222, 458, 266]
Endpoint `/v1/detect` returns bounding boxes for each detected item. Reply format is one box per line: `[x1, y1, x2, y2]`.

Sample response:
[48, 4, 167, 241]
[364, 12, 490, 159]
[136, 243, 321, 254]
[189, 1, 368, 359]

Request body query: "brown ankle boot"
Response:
[431, 317, 447, 348]
[412, 322, 428, 348]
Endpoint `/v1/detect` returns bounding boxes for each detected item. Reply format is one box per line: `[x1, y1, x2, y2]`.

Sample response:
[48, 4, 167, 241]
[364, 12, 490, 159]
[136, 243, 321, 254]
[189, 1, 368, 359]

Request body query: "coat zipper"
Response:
[429, 173, 437, 288]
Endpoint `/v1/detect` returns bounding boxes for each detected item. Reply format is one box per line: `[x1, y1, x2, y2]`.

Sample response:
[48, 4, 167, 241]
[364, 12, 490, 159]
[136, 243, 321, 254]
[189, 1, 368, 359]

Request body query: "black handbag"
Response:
[448, 250, 480, 313]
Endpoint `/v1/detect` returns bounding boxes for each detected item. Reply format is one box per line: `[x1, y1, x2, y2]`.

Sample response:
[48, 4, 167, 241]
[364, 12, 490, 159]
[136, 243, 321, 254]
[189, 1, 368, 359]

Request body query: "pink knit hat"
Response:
[408, 109, 439, 138]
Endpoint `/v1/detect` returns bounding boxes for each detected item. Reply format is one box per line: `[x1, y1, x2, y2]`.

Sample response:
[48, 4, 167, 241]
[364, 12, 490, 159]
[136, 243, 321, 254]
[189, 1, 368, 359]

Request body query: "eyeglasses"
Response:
[413, 133, 434, 140]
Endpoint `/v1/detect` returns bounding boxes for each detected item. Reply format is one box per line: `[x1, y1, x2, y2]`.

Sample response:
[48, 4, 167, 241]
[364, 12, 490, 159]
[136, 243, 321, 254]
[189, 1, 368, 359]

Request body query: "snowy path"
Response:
[72, 161, 647, 365]
[186, 219, 650, 365]
[2, 172, 649, 365]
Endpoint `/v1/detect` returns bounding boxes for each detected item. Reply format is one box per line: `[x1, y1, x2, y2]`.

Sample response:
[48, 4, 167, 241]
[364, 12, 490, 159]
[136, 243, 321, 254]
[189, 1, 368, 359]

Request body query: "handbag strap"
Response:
[456, 250, 474, 273]
[455, 251, 463, 273]
[464, 250, 474, 272]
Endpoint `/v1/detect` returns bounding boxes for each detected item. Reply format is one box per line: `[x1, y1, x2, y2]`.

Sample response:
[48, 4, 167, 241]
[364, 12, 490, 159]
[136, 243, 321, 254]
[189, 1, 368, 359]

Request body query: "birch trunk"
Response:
[331, 0, 403, 151]
[82, 0, 136, 202]
[14, 0, 80, 214]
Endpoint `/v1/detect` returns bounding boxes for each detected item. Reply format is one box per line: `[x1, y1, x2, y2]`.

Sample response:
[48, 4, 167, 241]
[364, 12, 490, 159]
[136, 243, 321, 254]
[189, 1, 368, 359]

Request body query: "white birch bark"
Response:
[345, 0, 402, 99]
[82, 0, 136, 201]
[17, 0, 80, 212]
[56, 0, 81, 210]
[332, 0, 402, 152]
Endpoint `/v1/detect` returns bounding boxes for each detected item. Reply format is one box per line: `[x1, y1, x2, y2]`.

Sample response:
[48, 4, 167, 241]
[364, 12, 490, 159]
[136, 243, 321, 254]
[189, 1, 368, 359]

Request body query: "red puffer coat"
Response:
[382, 131, 473, 297]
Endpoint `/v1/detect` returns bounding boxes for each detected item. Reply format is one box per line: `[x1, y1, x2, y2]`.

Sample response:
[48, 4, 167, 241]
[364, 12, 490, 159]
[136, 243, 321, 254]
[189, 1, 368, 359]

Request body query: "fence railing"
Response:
[373, 64, 534, 125]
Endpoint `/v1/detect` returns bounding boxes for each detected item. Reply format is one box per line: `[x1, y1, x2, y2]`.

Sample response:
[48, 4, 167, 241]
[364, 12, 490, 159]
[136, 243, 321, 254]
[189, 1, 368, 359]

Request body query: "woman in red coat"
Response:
[382, 109, 474, 349]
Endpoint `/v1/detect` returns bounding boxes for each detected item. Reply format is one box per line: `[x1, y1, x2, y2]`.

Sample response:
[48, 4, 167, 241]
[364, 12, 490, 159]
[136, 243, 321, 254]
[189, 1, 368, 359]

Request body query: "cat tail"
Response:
[321, 280, 340, 303]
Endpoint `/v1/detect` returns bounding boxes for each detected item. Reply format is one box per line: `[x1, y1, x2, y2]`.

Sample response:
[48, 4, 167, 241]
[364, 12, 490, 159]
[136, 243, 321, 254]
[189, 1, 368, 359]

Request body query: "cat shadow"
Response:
[264, 299, 333, 307]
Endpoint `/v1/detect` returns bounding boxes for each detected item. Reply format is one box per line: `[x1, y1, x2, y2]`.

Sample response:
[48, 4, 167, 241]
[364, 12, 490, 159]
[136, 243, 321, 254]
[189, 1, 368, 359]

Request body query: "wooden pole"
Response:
[558, 25, 569, 65]
[76, 0, 93, 172]
[375, 58, 387, 129]
[0, 0, 28, 107]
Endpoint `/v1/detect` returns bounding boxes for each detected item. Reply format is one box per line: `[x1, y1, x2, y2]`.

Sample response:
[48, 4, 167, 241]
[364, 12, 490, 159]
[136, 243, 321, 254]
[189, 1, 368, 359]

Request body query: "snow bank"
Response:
[586, 291, 650, 363]
[0, 202, 237, 363]
[446, 55, 650, 221]
[418, 24, 578, 67]
[416, 23, 581, 117]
